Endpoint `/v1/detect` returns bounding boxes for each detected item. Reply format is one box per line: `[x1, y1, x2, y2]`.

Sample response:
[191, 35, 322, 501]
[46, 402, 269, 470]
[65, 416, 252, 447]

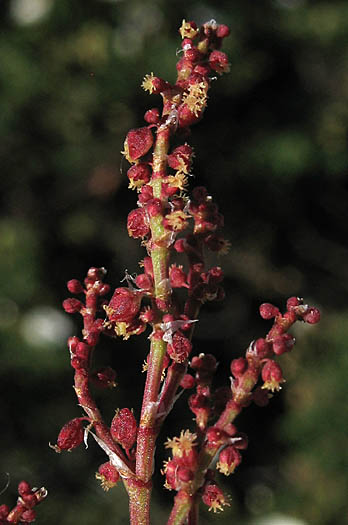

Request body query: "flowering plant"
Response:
[0, 18, 320, 525]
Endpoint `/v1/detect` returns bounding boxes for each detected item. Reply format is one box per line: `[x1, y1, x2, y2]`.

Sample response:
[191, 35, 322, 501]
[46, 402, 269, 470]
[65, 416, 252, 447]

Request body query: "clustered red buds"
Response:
[55, 18, 321, 525]
[0, 481, 47, 524]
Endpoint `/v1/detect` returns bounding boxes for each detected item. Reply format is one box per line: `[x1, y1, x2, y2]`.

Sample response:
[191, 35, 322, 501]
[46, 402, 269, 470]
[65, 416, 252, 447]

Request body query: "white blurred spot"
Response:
[10, 0, 53, 26]
[20, 306, 73, 347]
[250, 513, 308, 525]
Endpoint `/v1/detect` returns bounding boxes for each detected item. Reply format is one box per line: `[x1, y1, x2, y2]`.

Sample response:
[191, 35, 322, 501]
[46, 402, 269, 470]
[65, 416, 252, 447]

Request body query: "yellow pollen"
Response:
[179, 20, 199, 39]
[262, 378, 285, 393]
[165, 429, 197, 457]
[141, 73, 156, 94]
[182, 82, 208, 117]
[164, 210, 190, 232]
[166, 173, 188, 190]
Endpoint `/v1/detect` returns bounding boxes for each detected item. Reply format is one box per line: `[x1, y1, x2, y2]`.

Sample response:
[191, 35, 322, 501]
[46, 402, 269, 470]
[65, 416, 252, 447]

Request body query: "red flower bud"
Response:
[206, 427, 229, 447]
[217, 446, 242, 475]
[135, 273, 153, 291]
[18, 481, 31, 496]
[169, 265, 189, 288]
[127, 163, 151, 189]
[96, 462, 120, 491]
[259, 302, 280, 320]
[303, 306, 320, 324]
[167, 331, 192, 363]
[138, 184, 153, 204]
[21, 509, 36, 522]
[202, 482, 229, 513]
[180, 374, 196, 389]
[262, 360, 285, 392]
[286, 296, 302, 309]
[124, 127, 154, 162]
[111, 408, 137, 452]
[87, 267, 106, 281]
[230, 357, 247, 377]
[56, 417, 85, 452]
[67, 279, 84, 294]
[254, 338, 272, 358]
[146, 198, 162, 217]
[0, 505, 9, 519]
[106, 288, 142, 324]
[208, 50, 230, 74]
[216, 24, 230, 38]
[272, 333, 295, 355]
[62, 298, 83, 314]
[144, 108, 160, 124]
[177, 103, 201, 128]
[167, 144, 193, 173]
[127, 208, 150, 238]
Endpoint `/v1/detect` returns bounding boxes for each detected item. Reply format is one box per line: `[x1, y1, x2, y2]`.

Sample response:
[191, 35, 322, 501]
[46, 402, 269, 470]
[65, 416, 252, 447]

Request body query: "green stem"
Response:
[166, 491, 193, 525]
[131, 125, 172, 525]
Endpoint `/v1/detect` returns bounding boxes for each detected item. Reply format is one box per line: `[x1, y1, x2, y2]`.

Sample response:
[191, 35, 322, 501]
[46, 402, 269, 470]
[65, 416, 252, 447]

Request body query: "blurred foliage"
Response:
[0, 0, 347, 524]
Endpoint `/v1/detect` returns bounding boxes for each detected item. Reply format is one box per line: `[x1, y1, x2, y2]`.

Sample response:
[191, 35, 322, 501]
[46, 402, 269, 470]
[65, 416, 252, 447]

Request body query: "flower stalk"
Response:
[54, 18, 321, 525]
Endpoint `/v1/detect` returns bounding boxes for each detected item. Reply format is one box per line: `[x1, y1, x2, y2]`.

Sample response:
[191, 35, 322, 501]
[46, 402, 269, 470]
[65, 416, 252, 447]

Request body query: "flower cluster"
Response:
[0, 481, 47, 524]
[55, 18, 320, 525]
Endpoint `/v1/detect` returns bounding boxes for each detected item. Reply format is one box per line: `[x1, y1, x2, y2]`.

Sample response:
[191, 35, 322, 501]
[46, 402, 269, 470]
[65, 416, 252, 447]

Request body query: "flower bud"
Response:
[217, 446, 242, 475]
[169, 265, 189, 288]
[62, 298, 83, 314]
[21, 509, 36, 522]
[18, 481, 31, 496]
[180, 374, 196, 389]
[167, 331, 192, 363]
[0, 505, 9, 519]
[144, 108, 160, 124]
[208, 50, 230, 74]
[127, 208, 150, 238]
[303, 306, 320, 324]
[111, 408, 137, 451]
[216, 24, 230, 38]
[67, 279, 84, 294]
[202, 482, 229, 513]
[106, 288, 142, 324]
[254, 338, 272, 358]
[259, 302, 280, 320]
[124, 127, 154, 162]
[127, 163, 151, 189]
[56, 417, 85, 452]
[230, 357, 247, 377]
[167, 144, 193, 173]
[261, 360, 285, 392]
[272, 333, 295, 355]
[96, 462, 120, 491]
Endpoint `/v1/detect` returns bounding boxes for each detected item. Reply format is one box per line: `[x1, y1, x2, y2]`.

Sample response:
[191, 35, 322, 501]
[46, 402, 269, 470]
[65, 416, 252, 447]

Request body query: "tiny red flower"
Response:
[56, 417, 85, 452]
[259, 302, 280, 320]
[124, 127, 154, 162]
[167, 331, 192, 363]
[96, 462, 120, 491]
[106, 288, 142, 324]
[110, 408, 137, 452]
[127, 208, 150, 238]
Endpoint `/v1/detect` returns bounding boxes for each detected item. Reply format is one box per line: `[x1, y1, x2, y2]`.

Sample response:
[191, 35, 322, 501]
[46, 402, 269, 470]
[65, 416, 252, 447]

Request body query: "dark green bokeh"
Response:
[1, 1, 347, 524]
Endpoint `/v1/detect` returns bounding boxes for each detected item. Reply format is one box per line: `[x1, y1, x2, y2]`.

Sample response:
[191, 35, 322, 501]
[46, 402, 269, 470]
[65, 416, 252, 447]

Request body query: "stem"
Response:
[166, 491, 193, 525]
[131, 125, 172, 525]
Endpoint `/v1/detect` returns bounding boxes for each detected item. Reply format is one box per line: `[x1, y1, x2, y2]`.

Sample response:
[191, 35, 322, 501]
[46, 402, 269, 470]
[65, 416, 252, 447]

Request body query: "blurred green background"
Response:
[0, 0, 347, 524]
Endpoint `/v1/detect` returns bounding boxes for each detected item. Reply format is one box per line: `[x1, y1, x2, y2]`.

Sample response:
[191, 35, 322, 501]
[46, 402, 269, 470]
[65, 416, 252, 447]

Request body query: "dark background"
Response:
[0, 1, 347, 524]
